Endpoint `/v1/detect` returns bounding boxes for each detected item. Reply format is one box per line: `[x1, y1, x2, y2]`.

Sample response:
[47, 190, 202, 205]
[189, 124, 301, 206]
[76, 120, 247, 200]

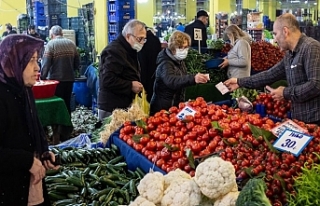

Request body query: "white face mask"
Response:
[132, 42, 143, 52]
[174, 48, 188, 60]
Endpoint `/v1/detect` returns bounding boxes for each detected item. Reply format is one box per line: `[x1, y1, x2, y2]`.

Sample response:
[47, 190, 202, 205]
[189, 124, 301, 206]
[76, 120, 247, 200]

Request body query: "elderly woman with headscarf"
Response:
[219, 24, 252, 78]
[0, 35, 59, 206]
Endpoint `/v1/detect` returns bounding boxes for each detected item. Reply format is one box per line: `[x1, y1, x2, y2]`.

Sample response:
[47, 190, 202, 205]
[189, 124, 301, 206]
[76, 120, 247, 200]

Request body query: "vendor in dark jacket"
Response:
[138, 27, 162, 102]
[150, 31, 209, 115]
[98, 19, 147, 121]
[0, 35, 59, 205]
[184, 10, 209, 48]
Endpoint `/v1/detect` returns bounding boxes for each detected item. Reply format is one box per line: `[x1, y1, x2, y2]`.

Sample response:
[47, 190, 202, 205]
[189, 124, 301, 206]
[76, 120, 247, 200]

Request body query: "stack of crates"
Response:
[33, 1, 46, 27]
[43, 0, 68, 29]
[108, 0, 135, 43]
[70, 17, 86, 48]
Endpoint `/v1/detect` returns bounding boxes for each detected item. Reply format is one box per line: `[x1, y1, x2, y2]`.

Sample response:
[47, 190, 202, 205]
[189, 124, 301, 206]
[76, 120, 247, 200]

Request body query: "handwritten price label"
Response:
[176, 106, 196, 120]
[273, 129, 313, 157]
[194, 28, 202, 41]
[271, 119, 308, 137]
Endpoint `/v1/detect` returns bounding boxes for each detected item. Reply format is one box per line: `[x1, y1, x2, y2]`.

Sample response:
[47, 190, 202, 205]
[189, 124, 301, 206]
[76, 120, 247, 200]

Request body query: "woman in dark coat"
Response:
[150, 31, 209, 115]
[0, 35, 59, 206]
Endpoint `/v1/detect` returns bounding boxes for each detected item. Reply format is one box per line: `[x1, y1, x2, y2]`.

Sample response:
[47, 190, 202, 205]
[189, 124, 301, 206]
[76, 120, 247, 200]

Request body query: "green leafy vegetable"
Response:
[287, 153, 320, 206]
[207, 39, 225, 50]
[249, 123, 279, 154]
[236, 178, 272, 206]
[185, 148, 195, 169]
[231, 88, 259, 103]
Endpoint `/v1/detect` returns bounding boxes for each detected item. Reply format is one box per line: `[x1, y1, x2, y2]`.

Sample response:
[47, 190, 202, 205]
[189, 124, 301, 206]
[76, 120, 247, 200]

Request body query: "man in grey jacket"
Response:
[41, 25, 80, 115]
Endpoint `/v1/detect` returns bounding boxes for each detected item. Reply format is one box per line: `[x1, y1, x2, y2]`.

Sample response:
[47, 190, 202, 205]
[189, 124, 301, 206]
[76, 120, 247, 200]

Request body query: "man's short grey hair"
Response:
[122, 19, 146, 36]
[50, 25, 63, 36]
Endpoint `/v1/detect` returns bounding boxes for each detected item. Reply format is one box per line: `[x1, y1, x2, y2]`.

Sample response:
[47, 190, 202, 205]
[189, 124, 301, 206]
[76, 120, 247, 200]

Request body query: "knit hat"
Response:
[197, 10, 209, 18]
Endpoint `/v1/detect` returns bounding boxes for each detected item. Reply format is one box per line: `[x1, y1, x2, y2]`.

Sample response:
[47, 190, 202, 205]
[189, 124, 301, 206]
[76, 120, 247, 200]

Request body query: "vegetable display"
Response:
[287, 153, 320, 206]
[185, 49, 228, 84]
[253, 92, 291, 120]
[46, 145, 144, 205]
[100, 102, 147, 145]
[131, 157, 238, 206]
[118, 96, 320, 205]
[251, 41, 285, 72]
[218, 41, 285, 72]
[207, 39, 225, 50]
[236, 178, 271, 206]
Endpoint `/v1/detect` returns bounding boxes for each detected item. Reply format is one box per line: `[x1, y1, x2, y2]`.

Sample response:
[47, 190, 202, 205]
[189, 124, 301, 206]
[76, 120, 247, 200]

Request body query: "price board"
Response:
[176, 106, 196, 120]
[194, 28, 202, 41]
[273, 129, 313, 157]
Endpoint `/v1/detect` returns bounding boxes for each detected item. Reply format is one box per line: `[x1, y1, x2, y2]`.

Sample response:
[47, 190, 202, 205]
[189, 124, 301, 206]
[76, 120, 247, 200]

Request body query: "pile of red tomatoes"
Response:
[118, 97, 320, 206]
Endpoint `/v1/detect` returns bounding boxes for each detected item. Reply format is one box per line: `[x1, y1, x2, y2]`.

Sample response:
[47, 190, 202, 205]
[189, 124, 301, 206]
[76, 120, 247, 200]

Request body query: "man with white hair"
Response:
[98, 19, 147, 121]
[41, 25, 80, 116]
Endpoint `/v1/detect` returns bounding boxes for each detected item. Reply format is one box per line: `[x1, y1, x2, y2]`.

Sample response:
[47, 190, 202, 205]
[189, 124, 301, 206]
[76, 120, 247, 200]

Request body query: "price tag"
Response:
[271, 119, 308, 137]
[176, 106, 196, 120]
[273, 129, 313, 157]
[194, 28, 202, 41]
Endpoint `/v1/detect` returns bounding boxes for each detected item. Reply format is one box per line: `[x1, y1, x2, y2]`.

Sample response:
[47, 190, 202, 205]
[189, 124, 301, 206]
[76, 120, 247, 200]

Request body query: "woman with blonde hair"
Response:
[150, 31, 209, 115]
[219, 24, 251, 78]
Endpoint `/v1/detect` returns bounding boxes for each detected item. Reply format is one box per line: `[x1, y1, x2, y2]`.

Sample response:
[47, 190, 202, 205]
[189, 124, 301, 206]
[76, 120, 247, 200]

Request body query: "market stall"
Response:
[35, 96, 73, 144]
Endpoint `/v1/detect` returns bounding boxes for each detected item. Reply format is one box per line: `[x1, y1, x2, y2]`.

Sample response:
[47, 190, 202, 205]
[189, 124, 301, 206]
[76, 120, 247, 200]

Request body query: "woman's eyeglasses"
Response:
[130, 34, 147, 43]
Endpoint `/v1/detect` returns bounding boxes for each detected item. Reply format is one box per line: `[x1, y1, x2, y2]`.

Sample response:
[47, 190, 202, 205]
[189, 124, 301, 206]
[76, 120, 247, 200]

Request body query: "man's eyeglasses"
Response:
[130, 34, 147, 43]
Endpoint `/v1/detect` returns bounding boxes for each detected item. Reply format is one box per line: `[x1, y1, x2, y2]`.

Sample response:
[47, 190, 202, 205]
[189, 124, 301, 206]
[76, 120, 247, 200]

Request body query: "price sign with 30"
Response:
[273, 129, 313, 157]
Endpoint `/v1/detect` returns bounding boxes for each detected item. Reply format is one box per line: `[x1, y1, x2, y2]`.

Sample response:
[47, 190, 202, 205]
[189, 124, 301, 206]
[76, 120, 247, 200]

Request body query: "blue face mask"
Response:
[174, 48, 189, 60]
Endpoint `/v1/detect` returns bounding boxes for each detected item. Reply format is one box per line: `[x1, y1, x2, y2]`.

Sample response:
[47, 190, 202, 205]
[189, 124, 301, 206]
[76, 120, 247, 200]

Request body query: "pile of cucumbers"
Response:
[46, 144, 145, 206]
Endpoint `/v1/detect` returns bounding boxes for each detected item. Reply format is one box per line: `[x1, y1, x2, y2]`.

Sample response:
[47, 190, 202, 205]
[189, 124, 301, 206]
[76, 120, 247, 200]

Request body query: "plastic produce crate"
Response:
[116, 1, 135, 11]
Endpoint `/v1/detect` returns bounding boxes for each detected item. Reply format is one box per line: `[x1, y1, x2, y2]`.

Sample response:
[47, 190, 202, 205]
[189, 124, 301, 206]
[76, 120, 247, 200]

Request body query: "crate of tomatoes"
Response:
[253, 92, 291, 121]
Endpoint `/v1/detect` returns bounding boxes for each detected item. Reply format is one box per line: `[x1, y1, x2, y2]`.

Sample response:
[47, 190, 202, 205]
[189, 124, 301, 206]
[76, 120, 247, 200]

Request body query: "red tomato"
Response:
[160, 148, 171, 160]
[171, 151, 183, 160]
[146, 141, 156, 150]
[139, 136, 150, 146]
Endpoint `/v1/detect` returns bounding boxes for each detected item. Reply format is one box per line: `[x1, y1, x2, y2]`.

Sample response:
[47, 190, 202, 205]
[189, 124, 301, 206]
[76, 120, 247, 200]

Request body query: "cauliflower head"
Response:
[137, 171, 164, 204]
[161, 178, 201, 206]
[214, 191, 240, 206]
[129, 196, 157, 206]
[194, 157, 237, 199]
[164, 168, 191, 190]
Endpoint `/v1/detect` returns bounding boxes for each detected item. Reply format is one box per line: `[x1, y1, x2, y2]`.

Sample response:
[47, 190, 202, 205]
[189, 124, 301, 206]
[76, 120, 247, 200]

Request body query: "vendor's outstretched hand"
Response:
[224, 78, 239, 91]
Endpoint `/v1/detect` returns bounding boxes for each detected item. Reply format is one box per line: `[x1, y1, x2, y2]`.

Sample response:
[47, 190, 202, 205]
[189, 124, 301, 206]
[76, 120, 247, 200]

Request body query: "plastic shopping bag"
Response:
[50, 133, 92, 149]
[133, 88, 150, 116]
